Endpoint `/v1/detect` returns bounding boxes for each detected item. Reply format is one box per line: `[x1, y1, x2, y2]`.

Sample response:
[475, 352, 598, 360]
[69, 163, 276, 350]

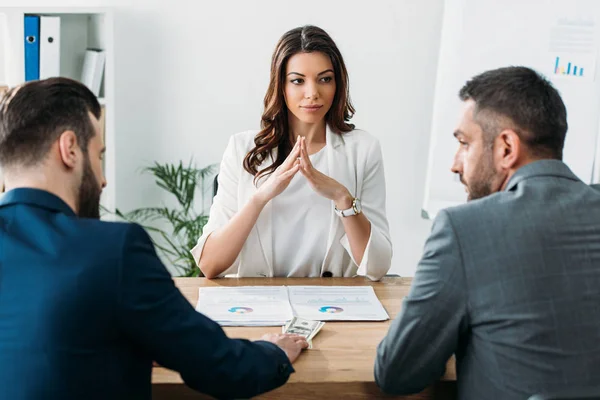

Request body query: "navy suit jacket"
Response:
[0, 188, 293, 400]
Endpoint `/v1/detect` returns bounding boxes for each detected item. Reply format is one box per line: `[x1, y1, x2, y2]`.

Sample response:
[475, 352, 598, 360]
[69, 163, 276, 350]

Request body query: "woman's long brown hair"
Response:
[243, 25, 355, 183]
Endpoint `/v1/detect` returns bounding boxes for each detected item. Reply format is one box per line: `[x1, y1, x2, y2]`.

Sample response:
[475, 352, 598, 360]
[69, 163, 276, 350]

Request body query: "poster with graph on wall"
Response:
[422, 0, 600, 219]
[548, 16, 597, 83]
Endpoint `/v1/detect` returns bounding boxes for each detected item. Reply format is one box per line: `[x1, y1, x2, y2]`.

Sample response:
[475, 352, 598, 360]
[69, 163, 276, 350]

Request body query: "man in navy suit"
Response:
[0, 77, 307, 400]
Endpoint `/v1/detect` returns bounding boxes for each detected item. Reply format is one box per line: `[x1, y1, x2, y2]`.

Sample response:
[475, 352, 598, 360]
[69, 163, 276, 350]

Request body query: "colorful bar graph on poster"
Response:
[553, 56, 587, 77]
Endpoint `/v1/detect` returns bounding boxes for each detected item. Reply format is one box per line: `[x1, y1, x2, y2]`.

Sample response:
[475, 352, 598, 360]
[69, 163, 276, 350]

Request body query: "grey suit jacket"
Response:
[375, 160, 600, 399]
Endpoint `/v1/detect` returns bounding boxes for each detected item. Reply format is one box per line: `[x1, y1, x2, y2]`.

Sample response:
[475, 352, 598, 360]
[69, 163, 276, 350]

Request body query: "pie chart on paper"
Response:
[318, 306, 344, 314]
[228, 307, 254, 314]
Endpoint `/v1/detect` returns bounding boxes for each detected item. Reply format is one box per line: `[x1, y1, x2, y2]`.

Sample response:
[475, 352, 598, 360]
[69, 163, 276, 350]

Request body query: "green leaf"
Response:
[104, 160, 218, 277]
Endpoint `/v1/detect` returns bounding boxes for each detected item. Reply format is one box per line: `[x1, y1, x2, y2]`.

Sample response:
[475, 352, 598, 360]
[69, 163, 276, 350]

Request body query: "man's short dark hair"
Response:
[0, 77, 101, 168]
[459, 66, 568, 159]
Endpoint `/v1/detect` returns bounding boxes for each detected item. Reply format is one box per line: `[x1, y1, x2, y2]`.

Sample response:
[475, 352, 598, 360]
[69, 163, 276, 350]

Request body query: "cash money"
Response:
[282, 317, 325, 349]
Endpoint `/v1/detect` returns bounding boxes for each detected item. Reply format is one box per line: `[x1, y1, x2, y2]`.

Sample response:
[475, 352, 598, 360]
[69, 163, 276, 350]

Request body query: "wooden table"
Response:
[152, 277, 457, 399]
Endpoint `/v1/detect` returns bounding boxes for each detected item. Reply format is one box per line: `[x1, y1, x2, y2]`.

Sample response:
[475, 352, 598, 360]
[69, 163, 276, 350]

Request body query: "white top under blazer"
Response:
[190, 126, 393, 280]
[271, 146, 330, 277]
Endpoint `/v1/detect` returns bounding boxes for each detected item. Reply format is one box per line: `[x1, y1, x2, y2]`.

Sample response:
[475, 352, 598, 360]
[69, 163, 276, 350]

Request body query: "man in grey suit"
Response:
[375, 66, 600, 399]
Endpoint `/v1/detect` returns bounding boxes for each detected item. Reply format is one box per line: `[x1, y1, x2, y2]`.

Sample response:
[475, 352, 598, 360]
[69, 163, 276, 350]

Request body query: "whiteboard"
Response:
[423, 0, 600, 219]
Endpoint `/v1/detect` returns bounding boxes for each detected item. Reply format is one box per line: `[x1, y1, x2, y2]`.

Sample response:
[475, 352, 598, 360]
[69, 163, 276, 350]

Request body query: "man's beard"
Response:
[77, 155, 102, 219]
[465, 150, 497, 201]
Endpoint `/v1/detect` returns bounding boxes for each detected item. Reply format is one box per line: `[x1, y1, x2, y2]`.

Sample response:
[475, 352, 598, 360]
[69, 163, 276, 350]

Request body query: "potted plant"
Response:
[109, 160, 217, 277]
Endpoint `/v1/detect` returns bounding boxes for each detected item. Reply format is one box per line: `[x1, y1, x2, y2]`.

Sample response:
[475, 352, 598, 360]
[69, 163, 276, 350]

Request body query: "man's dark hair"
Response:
[0, 77, 101, 168]
[459, 66, 568, 159]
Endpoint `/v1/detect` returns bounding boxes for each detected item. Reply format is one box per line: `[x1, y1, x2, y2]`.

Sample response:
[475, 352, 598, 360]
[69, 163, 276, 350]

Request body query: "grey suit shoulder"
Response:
[443, 160, 600, 232]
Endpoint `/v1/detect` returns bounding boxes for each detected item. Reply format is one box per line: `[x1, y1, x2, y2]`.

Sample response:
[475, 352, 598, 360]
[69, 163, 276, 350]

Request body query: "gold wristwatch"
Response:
[334, 198, 362, 217]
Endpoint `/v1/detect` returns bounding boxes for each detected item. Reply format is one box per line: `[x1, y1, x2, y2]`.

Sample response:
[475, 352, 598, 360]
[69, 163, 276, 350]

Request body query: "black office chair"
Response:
[528, 389, 600, 400]
[213, 174, 219, 198]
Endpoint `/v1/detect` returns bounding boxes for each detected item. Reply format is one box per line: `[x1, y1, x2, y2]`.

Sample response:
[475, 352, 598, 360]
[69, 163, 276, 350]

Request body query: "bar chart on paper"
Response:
[553, 56, 592, 78]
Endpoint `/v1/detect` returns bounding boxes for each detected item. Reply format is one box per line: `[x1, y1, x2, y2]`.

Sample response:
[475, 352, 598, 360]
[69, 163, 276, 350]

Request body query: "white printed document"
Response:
[195, 286, 293, 326]
[288, 286, 389, 321]
[195, 286, 389, 326]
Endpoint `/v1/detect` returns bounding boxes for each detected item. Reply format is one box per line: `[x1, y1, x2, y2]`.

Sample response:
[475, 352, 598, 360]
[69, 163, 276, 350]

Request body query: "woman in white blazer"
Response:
[191, 25, 392, 280]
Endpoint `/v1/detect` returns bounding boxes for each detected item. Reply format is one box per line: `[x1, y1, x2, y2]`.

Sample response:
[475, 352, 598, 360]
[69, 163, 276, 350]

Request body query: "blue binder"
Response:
[24, 15, 40, 81]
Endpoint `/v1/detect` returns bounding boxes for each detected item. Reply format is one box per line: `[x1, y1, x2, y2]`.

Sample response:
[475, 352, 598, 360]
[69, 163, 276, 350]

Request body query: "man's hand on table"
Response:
[260, 333, 309, 363]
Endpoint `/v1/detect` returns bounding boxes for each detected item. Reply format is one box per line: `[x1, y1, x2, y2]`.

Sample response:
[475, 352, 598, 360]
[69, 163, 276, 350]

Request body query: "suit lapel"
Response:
[253, 151, 275, 276]
[321, 127, 355, 271]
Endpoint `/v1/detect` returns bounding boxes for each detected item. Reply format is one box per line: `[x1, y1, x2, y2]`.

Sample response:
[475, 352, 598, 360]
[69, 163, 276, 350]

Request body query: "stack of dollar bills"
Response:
[282, 316, 325, 349]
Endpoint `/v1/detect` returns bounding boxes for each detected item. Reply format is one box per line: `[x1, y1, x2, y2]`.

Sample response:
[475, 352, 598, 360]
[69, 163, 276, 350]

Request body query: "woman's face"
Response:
[284, 51, 336, 126]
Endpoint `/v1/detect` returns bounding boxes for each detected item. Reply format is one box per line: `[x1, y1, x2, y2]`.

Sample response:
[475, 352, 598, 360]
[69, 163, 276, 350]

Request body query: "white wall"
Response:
[4, 0, 445, 276]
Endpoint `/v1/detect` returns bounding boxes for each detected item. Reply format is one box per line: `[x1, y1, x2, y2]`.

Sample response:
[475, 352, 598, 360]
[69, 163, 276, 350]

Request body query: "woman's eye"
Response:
[321, 76, 333, 83]
[291, 78, 304, 85]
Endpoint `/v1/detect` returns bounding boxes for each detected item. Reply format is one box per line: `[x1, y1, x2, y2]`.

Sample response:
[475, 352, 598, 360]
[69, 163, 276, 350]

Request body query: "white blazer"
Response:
[191, 126, 392, 280]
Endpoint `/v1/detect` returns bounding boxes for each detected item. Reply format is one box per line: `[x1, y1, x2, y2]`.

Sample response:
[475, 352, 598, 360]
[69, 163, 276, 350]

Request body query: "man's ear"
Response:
[57, 130, 80, 169]
[494, 129, 521, 170]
